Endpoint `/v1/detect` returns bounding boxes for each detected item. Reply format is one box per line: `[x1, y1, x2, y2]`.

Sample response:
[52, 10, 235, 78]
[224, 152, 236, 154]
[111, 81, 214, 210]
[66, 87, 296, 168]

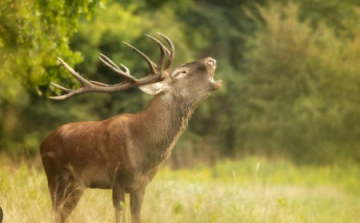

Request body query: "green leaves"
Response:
[0, 0, 104, 153]
[0, 0, 105, 104]
[237, 2, 360, 163]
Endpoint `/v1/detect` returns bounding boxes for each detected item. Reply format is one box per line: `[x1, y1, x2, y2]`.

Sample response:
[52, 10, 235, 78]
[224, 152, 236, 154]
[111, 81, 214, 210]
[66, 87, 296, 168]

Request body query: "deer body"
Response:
[40, 34, 221, 223]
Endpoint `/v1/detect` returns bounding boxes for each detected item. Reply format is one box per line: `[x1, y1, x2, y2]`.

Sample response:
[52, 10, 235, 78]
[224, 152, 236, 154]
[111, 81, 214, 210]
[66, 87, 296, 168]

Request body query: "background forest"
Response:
[1, 0, 360, 166]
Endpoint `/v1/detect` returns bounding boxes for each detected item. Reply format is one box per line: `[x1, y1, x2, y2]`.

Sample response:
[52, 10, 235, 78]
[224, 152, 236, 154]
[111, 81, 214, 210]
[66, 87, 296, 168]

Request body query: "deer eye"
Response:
[172, 70, 188, 79]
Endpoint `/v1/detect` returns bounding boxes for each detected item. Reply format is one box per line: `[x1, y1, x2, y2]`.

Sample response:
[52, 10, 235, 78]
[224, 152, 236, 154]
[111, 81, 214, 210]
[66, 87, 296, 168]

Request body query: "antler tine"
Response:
[145, 34, 169, 70]
[50, 82, 72, 92]
[89, 80, 110, 87]
[99, 53, 121, 70]
[49, 58, 94, 100]
[57, 58, 89, 85]
[49, 91, 79, 100]
[157, 33, 175, 69]
[49, 83, 85, 100]
[122, 42, 157, 75]
[99, 54, 137, 83]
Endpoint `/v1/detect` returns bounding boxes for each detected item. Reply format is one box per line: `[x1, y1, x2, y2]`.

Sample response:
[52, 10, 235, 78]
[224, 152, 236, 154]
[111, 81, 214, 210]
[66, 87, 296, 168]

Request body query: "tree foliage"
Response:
[0, 0, 104, 155]
[236, 3, 360, 163]
[1, 0, 360, 165]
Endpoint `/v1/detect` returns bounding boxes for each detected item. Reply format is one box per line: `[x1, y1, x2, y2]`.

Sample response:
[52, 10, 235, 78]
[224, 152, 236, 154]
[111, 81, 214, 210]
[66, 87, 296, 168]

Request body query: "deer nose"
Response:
[207, 58, 216, 67]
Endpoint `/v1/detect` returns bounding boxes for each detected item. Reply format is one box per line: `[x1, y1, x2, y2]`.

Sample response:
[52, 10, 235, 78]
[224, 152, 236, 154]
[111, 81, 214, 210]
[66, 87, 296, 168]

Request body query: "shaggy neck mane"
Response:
[133, 94, 196, 168]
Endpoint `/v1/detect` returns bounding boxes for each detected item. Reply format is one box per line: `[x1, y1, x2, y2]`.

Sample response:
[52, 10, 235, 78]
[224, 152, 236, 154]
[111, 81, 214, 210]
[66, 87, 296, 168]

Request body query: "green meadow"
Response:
[1, 157, 359, 223]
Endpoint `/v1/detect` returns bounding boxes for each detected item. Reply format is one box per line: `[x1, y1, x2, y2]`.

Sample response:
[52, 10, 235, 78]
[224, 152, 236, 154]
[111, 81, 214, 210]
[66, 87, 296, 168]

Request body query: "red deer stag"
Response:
[40, 33, 221, 223]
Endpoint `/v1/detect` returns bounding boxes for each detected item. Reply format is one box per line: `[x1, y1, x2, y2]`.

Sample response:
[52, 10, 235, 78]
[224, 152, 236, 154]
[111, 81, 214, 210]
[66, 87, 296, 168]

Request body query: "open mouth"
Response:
[210, 77, 222, 90]
[209, 70, 222, 90]
[206, 58, 221, 90]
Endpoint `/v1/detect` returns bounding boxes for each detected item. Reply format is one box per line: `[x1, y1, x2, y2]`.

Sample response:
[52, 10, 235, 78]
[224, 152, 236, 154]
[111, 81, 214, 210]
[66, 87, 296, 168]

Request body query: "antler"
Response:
[49, 33, 175, 100]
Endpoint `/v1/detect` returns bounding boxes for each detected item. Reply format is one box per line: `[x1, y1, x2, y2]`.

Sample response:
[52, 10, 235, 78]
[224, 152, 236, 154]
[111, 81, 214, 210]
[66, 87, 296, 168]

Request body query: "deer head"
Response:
[41, 33, 221, 223]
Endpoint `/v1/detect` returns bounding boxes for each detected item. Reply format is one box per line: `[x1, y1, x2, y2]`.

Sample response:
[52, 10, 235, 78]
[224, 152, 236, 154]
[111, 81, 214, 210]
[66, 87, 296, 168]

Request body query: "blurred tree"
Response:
[236, 2, 360, 164]
[273, 0, 360, 37]
[0, 0, 105, 155]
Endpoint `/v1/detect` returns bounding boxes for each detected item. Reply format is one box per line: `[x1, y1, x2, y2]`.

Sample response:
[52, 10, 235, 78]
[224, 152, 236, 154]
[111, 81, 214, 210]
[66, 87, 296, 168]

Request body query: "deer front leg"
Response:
[130, 188, 145, 223]
[112, 185, 126, 223]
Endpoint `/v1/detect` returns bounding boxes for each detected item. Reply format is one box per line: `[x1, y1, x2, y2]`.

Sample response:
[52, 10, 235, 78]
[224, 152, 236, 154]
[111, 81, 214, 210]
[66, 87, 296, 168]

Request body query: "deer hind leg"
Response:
[49, 177, 84, 223]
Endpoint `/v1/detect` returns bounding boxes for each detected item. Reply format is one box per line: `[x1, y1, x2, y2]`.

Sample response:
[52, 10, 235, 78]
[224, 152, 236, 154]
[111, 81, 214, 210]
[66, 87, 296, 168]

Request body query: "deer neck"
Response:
[132, 93, 195, 167]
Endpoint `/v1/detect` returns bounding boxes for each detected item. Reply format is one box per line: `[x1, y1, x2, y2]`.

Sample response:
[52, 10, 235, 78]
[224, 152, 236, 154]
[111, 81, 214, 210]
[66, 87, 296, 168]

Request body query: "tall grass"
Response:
[0, 156, 359, 223]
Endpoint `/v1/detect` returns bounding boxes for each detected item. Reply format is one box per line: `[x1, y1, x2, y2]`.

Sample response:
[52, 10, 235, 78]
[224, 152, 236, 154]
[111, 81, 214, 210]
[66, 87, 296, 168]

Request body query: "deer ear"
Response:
[138, 82, 167, 95]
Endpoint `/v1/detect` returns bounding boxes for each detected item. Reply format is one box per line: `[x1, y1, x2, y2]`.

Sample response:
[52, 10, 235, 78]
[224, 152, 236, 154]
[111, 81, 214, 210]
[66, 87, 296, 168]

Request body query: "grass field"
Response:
[0, 156, 359, 223]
